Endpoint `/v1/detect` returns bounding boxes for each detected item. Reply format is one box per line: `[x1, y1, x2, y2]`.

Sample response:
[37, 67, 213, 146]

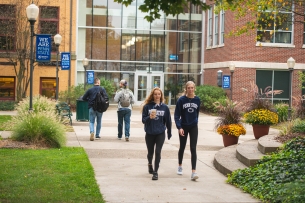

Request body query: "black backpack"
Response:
[93, 87, 109, 113]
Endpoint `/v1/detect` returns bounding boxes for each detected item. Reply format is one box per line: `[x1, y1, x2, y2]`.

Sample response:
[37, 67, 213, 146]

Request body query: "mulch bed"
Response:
[0, 139, 49, 149]
[275, 133, 305, 144]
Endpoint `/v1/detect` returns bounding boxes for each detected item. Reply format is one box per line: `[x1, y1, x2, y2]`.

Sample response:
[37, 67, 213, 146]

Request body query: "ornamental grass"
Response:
[244, 109, 278, 125]
[217, 124, 246, 137]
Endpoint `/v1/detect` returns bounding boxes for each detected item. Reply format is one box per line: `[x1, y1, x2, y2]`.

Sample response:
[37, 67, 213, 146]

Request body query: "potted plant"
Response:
[214, 99, 246, 147]
[242, 81, 282, 139]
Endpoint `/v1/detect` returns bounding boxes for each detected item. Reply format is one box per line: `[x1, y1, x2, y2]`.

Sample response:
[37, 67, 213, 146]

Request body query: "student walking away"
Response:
[83, 78, 109, 141]
[174, 81, 201, 181]
[114, 79, 135, 141]
[141, 87, 172, 180]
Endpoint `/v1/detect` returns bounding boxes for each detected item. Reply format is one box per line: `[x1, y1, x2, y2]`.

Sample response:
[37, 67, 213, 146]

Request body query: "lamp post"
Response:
[54, 34, 62, 100]
[82, 58, 89, 90]
[287, 57, 295, 121]
[229, 63, 235, 100]
[26, 3, 39, 111]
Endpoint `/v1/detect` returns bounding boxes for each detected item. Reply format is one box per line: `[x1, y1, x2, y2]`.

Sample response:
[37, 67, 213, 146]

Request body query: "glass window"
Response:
[122, 1, 136, 29]
[39, 7, 59, 52]
[220, 10, 225, 44]
[0, 5, 15, 51]
[40, 78, 56, 99]
[213, 6, 218, 46]
[0, 77, 15, 100]
[107, 28, 121, 60]
[207, 7, 213, 47]
[257, 2, 293, 44]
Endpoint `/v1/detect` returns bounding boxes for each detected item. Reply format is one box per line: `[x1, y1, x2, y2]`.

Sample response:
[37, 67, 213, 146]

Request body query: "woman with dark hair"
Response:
[174, 81, 201, 181]
[141, 87, 172, 180]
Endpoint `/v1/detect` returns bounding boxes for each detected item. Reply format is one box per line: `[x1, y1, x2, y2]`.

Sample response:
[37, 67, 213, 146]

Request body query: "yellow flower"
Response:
[217, 124, 246, 137]
[244, 109, 278, 125]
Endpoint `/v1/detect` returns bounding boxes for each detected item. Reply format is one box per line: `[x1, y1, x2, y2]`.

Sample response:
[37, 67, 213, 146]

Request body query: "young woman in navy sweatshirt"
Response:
[174, 81, 201, 181]
[141, 87, 172, 180]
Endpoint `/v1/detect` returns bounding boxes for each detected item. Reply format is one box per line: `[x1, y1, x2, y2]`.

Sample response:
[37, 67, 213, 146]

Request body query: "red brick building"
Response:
[202, 4, 305, 105]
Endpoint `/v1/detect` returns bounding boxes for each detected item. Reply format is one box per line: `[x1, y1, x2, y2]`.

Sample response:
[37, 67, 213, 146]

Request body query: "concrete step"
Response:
[213, 144, 248, 176]
[258, 134, 282, 154]
[236, 139, 264, 167]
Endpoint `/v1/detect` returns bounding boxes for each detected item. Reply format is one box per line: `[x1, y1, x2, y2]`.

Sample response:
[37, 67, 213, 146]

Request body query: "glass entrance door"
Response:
[134, 72, 164, 105]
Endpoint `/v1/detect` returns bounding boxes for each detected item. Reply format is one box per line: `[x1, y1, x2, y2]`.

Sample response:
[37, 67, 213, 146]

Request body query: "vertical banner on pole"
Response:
[87, 71, 94, 84]
[61, 52, 70, 70]
[222, 75, 231, 89]
[36, 34, 51, 62]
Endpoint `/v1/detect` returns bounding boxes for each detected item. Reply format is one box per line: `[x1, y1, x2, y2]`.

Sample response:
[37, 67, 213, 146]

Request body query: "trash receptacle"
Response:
[76, 99, 89, 121]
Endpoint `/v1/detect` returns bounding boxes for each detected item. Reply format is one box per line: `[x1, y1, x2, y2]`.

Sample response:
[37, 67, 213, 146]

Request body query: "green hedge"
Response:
[0, 101, 17, 111]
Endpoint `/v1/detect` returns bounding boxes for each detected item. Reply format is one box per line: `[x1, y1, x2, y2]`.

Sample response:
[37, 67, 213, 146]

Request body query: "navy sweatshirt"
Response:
[142, 102, 172, 140]
[82, 85, 108, 109]
[174, 95, 201, 129]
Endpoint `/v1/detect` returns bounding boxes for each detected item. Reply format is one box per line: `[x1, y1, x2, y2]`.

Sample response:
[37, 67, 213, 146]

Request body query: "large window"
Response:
[213, 6, 218, 46]
[40, 78, 56, 99]
[0, 5, 15, 51]
[39, 7, 59, 52]
[207, 7, 213, 47]
[0, 77, 15, 100]
[220, 10, 225, 45]
[256, 70, 289, 103]
[257, 1, 293, 44]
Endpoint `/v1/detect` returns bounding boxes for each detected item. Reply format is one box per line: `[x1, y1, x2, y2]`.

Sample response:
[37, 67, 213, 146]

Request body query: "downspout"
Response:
[200, 1, 206, 85]
[69, 0, 72, 88]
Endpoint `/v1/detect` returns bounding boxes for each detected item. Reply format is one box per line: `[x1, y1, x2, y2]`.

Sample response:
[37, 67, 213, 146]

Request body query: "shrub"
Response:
[244, 109, 278, 125]
[195, 85, 227, 113]
[9, 96, 66, 148]
[59, 77, 116, 108]
[292, 95, 305, 119]
[0, 101, 17, 111]
[274, 102, 289, 123]
[227, 137, 305, 203]
[291, 119, 305, 133]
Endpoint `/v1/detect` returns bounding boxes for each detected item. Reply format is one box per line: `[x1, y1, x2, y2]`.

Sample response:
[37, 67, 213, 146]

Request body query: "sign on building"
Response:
[36, 34, 51, 62]
[222, 75, 231, 89]
[61, 52, 70, 70]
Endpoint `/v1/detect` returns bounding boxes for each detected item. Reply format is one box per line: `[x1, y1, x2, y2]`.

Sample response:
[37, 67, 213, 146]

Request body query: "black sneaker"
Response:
[148, 164, 153, 174]
[95, 136, 101, 139]
[152, 172, 158, 180]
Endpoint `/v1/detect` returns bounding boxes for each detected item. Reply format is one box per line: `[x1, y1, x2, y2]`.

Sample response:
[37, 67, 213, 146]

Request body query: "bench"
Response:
[56, 102, 72, 125]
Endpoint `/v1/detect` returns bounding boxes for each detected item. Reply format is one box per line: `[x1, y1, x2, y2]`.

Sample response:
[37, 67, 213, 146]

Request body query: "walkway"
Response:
[1, 106, 270, 202]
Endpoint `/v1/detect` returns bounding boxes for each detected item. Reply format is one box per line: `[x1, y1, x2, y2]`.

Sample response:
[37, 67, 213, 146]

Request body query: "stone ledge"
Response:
[213, 145, 248, 176]
[236, 139, 264, 167]
[258, 134, 282, 154]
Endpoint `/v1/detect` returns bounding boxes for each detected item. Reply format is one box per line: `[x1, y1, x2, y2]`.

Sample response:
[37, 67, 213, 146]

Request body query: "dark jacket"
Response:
[142, 102, 172, 140]
[83, 85, 108, 109]
[174, 95, 201, 129]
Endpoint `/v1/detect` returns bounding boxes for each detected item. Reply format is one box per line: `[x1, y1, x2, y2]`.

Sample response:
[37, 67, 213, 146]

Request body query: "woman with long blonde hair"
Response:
[141, 87, 172, 180]
[174, 81, 201, 181]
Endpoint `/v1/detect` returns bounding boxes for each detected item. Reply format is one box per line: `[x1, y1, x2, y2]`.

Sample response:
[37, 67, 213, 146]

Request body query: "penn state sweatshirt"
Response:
[142, 102, 172, 140]
[174, 95, 201, 129]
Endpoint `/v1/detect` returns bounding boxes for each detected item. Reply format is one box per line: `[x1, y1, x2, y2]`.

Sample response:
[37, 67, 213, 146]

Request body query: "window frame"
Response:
[0, 76, 15, 101]
[0, 4, 16, 51]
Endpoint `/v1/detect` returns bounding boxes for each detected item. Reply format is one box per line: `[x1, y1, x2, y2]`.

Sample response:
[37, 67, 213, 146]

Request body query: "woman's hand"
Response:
[179, 129, 184, 136]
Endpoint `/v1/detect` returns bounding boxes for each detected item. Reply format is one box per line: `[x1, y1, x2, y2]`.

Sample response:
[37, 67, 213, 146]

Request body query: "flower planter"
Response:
[252, 124, 270, 139]
[221, 134, 239, 147]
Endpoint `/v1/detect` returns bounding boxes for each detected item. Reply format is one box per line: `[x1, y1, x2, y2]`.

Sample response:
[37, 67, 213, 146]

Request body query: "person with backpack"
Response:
[114, 79, 135, 141]
[141, 87, 172, 180]
[83, 78, 109, 141]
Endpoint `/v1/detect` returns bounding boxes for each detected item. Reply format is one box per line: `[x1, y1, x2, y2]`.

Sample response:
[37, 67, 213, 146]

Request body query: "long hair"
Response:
[183, 81, 196, 96]
[141, 87, 164, 112]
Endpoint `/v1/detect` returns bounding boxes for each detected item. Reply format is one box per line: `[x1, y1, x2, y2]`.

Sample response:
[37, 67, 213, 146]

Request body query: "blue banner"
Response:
[36, 34, 51, 62]
[87, 71, 94, 84]
[222, 75, 231, 89]
[61, 52, 70, 70]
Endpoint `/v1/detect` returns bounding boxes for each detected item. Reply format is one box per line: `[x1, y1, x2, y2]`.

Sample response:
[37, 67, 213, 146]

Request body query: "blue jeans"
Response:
[89, 107, 103, 137]
[117, 108, 131, 138]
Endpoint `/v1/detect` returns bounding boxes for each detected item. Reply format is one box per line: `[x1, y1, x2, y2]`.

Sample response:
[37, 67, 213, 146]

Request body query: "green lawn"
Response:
[0, 147, 105, 203]
[0, 115, 12, 131]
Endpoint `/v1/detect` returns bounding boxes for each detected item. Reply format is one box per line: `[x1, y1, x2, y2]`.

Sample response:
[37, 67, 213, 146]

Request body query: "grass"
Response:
[0, 115, 74, 132]
[0, 147, 105, 203]
[0, 115, 12, 130]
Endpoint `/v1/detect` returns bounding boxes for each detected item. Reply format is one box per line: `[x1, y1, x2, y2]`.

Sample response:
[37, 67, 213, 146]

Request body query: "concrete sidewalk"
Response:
[1, 107, 267, 202]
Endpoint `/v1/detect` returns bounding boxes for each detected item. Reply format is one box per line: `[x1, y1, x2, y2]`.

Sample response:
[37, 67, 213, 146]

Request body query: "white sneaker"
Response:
[191, 172, 199, 181]
[177, 166, 183, 175]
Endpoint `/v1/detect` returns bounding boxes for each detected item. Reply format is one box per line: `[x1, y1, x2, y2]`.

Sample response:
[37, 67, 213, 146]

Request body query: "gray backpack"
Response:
[120, 89, 131, 107]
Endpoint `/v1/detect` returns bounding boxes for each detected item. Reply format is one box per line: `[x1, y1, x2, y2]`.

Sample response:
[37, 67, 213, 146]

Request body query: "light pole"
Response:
[229, 63, 235, 100]
[287, 57, 295, 121]
[54, 34, 62, 100]
[26, 3, 39, 111]
[82, 58, 89, 90]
